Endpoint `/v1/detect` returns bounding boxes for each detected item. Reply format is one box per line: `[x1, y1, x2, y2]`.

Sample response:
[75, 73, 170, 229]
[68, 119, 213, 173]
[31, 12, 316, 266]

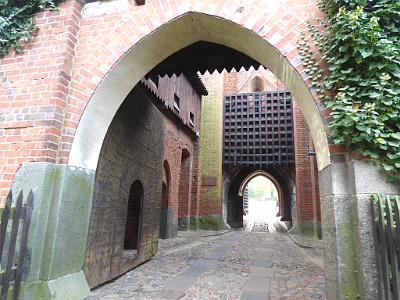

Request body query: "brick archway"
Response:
[2, 1, 396, 298]
[68, 9, 329, 172]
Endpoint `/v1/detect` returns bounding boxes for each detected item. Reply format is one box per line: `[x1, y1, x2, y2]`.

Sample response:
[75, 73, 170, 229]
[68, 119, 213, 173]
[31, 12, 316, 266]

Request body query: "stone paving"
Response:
[89, 226, 326, 300]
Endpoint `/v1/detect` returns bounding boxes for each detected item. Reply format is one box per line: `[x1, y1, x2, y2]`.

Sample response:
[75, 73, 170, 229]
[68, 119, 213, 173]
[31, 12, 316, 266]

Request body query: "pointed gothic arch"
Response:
[69, 12, 329, 172]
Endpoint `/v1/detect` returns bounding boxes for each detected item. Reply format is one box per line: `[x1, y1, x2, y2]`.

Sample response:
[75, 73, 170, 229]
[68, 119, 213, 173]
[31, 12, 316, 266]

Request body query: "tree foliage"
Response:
[299, 0, 400, 182]
[0, 0, 60, 54]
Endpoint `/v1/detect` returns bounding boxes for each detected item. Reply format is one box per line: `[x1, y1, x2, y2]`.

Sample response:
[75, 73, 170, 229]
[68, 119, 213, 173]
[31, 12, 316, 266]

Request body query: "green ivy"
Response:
[299, 0, 400, 182]
[0, 0, 60, 55]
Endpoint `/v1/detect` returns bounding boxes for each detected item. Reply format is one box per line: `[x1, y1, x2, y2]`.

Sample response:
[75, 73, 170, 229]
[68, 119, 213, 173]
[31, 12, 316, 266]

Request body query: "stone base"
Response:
[319, 160, 400, 300]
[23, 271, 90, 300]
[159, 207, 178, 239]
[178, 216, 190, 231]
[10, 162, 95, 299]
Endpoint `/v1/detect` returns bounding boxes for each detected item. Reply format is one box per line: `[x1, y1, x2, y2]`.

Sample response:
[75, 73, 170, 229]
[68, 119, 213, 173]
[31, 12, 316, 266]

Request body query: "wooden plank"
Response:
[0, 191, 12, 264]
[0, 269, 15, 285]
[13, 190, 34, 300]
[0, 207, 27, 221]
[371, 195, 386, 300]
[1, 190, 24, 298]
[377, 196, 391, 298]
[385, 196, 399, 298]
[395, 197, 400, 277]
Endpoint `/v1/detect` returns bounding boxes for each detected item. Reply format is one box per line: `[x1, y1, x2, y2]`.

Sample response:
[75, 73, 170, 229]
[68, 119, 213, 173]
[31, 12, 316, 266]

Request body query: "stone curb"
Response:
[287, 232, 324, 249]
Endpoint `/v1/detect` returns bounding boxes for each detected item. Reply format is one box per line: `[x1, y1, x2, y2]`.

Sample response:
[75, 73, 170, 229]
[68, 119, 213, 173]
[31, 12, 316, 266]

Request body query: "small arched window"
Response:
[249, 76, 266, 92]
[124, 180, 143, 251]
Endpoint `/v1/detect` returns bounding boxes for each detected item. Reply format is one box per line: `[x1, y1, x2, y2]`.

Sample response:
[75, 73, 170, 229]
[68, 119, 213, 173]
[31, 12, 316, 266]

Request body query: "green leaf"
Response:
[370, 152, 380, 159]
[383, 164, 395, 171]
[0, 0, 60, 54]
[369, 92, 381, 98]
[392, 70, 400, 80]
[392, 133, 400, 140]
[387, 153, 400, 160]
[341, 68, 354, 74]
[388, 141, 400, 147]
[300, 0, 400, 183]
[361, 48, 374, 58]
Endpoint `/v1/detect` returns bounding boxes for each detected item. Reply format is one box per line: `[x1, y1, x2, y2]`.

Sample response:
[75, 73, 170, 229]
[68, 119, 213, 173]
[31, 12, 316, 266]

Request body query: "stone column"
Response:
[320, 159, 399, 300]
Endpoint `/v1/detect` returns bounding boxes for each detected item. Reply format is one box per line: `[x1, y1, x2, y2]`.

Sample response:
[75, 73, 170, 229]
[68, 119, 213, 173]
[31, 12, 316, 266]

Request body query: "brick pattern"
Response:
[190, 138, 201, 218]
[161, 164, 169, 209]
[0, 0, 325, 207]
[293, 100, 320, 225]
[0, 0, 84, 201]
[309, 134, 321, 223]
[223, 68, 287, 95]
[178, 150, 191, 219]
[143, 74, 202, 222]
[163, 116, 198, 220]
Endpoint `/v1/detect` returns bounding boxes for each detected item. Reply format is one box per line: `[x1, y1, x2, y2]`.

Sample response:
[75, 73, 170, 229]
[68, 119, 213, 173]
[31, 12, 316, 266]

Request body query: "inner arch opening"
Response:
[243, 175, 280, 232]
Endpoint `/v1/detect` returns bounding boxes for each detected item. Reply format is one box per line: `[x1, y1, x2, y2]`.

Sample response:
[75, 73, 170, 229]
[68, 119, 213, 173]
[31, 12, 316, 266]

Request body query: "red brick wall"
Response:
[0, 0, 84, 201]
[190, 139, 200, 217]
[223, 68, 287, 94]
[163, 114, 198, 220]
[293, 100, 321, 226]
[142, 74, 203, 222]
[0, 0, 327, 207]
[310, 134, 321, 223]
[178, 149, 191, 218]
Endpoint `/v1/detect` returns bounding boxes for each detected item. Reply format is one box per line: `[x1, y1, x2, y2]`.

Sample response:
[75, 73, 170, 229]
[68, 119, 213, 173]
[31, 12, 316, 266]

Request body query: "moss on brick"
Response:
[198, 215, 222, 230]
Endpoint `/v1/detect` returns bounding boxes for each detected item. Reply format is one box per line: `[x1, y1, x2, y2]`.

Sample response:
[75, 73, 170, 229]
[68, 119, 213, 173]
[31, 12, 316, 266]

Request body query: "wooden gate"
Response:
[0, 190, 34, 300]
[371, 194, 400, 300]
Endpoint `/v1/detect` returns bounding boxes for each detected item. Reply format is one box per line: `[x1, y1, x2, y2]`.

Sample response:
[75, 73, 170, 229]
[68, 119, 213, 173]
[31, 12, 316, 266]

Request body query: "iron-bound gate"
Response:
[223, 91, 294, 167]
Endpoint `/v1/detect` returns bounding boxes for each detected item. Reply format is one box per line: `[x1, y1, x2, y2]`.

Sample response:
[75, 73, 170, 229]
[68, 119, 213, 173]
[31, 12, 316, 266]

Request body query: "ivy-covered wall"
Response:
[299, 0, 400, 182]
[0, 0, 60, 54]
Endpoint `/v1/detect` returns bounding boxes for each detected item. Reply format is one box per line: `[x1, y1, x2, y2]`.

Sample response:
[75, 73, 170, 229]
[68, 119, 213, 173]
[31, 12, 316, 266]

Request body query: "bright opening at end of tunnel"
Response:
[244, 175, 279, 233]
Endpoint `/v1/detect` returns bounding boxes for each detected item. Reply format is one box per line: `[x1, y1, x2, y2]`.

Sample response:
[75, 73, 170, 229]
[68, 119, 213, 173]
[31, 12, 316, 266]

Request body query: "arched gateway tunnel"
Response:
[1, 1, 399, 299]
[221, 81, 318, 233]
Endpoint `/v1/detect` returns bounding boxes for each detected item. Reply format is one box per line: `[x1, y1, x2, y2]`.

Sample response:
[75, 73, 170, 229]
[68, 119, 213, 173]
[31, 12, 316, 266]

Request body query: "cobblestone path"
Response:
[89, 229, 326, 300]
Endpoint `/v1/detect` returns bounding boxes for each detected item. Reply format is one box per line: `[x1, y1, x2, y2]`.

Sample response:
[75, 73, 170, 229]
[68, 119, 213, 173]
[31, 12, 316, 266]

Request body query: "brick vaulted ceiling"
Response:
[145, 41, 263, 78]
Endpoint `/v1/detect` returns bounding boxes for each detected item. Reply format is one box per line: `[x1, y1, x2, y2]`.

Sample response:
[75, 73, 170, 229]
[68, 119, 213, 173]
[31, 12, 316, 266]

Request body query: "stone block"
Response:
[164, 276, 197, 291]
[349, 160, 400, 195]
[192, 258, 218, 269]
[11, 162, 94, 298]
[354, 194, 379, 300]
[240, 290, 269, 300]
[181, 267, 207, 277]
[249, 266, 274, 277]
[252, 259, 273, 268]
[242, 275, 270, 292]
